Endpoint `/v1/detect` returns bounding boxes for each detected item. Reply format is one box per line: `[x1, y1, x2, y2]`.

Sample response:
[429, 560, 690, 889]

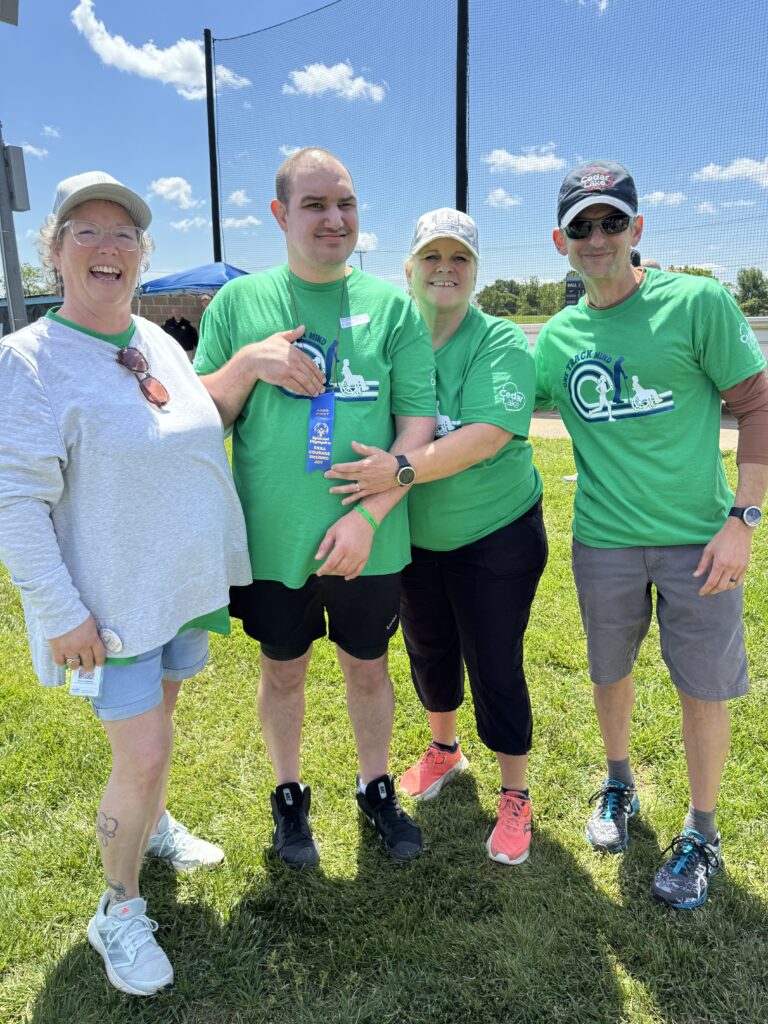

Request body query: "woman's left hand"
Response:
[49, 613, 106, 672]
[325, 441, 399, 504]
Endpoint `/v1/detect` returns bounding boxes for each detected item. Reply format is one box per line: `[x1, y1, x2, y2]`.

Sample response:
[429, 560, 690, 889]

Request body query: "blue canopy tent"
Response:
[140, 261, 247, 296]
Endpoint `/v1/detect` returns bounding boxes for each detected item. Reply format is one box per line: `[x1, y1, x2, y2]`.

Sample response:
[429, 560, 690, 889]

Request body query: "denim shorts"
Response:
[571, 541, 748, 701]
[90, 628, 209, 721]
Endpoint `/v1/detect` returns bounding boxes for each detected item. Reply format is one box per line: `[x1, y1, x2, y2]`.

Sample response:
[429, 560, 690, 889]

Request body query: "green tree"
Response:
[667, 265, 715, 277]
[476, 278, 519, 316]
[0, 261, 49, 298]
[735, 267, 768, 317]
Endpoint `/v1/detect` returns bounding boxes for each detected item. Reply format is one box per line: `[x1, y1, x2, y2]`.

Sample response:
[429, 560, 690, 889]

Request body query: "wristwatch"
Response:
[728, 505, 763, 528]
[395, 454, 416, 486]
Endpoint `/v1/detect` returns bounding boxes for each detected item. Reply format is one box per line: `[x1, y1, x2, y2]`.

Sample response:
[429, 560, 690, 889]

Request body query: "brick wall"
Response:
[132, 292, 210, 330]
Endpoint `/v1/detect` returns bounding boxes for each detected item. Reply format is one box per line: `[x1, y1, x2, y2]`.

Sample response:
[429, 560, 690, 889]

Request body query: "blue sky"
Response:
[2, 0, 767, 291]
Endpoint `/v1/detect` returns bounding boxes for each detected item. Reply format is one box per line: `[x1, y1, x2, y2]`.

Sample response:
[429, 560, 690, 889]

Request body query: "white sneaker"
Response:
[87, 890, 173, 996]
[145, 811, 225, 873]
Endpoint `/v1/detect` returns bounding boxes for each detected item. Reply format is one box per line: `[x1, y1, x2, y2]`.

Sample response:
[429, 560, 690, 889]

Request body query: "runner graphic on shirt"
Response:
[564, 350, 675, 423]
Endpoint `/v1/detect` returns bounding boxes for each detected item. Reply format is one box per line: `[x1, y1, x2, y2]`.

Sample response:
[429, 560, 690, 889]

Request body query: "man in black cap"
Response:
[535, 160, 768, 908]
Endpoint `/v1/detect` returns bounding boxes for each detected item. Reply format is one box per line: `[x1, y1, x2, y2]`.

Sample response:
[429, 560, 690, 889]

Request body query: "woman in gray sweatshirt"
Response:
[0, 171, 251, 996]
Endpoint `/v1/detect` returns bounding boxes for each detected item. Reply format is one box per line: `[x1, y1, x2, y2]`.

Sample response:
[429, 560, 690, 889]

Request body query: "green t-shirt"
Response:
[195, 266, 436, 587]
[45, 309, 231, 661]
[534, 269, 766, 547]
[408, 306, 542, 551]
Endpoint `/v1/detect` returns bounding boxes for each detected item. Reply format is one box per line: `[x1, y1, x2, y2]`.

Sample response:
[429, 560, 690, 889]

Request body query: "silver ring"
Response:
[729, 577, 738, 584]
[65, 657, 80, 666]
[355, 482, 361, 492]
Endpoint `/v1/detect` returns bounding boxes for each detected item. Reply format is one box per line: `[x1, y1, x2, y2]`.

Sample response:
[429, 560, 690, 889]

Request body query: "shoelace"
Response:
[589, 784, 634, 821]
[659, 834, 719, 878]
[151, 820, 192, 858]
[498, 793, 529, 833]
[103, 913, 159, 961]
[281, 807, 312, 839]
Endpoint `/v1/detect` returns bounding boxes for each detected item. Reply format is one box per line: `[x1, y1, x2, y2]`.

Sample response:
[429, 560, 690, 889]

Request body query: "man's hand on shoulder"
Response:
[249, 326, 326, 397]
[314, 509, 375, 580]
[694, 517, 754, 595]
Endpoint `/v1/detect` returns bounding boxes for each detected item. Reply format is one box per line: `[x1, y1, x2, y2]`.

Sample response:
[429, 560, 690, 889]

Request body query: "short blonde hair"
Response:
[275, 147, 353, 207]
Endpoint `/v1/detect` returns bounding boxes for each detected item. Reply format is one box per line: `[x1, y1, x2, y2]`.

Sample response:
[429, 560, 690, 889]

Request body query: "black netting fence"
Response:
[212, 0, 768, 312]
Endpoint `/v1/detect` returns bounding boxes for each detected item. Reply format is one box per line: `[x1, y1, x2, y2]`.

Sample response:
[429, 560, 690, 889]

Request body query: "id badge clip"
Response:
[69, 664, 104, 699]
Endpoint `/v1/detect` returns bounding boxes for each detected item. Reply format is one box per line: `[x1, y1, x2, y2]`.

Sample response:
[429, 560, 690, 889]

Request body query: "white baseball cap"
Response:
[409, 208, 479, 259]
[52, 171, 152, 230]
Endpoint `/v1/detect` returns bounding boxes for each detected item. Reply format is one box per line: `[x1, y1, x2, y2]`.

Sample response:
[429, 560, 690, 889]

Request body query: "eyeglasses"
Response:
[65, 219, 143, 251]
[116, 347, 170, 407]
[563, 214, 632, 240]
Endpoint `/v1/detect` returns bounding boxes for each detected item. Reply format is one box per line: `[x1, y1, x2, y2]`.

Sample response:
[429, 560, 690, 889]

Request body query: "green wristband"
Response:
[354, 506, 379, 532]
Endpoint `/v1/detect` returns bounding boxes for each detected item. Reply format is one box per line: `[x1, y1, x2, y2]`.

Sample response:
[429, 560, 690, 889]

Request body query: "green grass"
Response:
[1, 438, 766, 1024]
[505, 314, 554, 324]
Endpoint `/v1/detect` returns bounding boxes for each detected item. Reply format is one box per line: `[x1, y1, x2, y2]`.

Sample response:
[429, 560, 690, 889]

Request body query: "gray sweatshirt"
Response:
[0, 315, 251, 686]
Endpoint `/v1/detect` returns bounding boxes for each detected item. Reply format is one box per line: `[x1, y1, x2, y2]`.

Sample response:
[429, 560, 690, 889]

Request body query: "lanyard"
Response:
[287, 270, 347, 390]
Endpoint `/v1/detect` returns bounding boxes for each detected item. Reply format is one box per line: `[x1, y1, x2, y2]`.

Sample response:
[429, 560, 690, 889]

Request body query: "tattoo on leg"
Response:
[107, 878, 127, 904]
[96, 811, 118, 847]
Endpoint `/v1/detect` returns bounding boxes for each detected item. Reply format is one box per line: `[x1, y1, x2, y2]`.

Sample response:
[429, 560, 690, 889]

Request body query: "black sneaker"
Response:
[356, 773, 423, 862]
[270, 782, 320, 868]
[650, 829, 722, 909]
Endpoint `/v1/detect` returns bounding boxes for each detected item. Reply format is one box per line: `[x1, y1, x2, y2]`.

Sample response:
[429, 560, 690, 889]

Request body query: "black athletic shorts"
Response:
[229, 573, 402, 661]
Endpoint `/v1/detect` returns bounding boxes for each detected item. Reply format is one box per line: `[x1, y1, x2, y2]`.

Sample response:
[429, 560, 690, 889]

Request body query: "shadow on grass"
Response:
[28, 797, 768, 1024]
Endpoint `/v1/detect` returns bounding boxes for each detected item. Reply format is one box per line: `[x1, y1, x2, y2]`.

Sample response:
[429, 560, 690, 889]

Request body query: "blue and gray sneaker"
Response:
[585, 779, 640, 853]
[650, 828, 722, 909]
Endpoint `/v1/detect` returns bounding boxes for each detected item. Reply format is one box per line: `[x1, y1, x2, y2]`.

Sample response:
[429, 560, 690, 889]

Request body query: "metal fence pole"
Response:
[204, 29, 222, 263]
[0, 122, 28, 331]
[455, 0, 469, 213]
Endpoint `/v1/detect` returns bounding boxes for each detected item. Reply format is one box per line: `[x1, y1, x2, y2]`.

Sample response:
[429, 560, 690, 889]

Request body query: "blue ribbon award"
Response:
[306, 391, 335, 472]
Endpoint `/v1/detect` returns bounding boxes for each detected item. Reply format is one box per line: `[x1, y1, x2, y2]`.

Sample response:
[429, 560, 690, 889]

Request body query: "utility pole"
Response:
[0, 121, 30, 331]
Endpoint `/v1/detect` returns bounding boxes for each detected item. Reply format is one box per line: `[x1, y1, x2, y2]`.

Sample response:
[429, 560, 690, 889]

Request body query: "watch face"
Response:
[744, 506, 762, 527]
[398, 467, 416, 485]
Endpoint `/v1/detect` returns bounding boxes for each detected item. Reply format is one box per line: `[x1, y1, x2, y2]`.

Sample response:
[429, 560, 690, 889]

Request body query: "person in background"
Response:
[0, 171, 251, 994]
[162, 305, 198, 361]
[535, 159, 768, 909]
[326, 208, 547, 866]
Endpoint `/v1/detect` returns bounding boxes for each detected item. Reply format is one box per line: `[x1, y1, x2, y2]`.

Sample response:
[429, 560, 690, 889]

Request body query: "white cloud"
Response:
[170, 217, 209, 232]
[481, 143, 565, 174]
[640, 191, 686, 207]
[720, 199, 755, 208]
[355, 232, 378, 252]
[579, 0, 610, 11]
[41, 125, 60, 138]
[228, 189, 250, 207]
[243, 100, 252, 110]
[282, 61, 385, 103]
[22, 143, 48, 159]
[148, 177, 203, 209]
[279, 145, 300, 157]
[487, 187, 522, 208]
[222, 215, 262, 229]
[698, 201, 717, 215]
[692, 156, 768, 189]
[71, 0, 250, 101]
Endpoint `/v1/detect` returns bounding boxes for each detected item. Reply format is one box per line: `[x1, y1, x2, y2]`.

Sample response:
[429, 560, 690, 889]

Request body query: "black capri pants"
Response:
[399, 499, 547, 756]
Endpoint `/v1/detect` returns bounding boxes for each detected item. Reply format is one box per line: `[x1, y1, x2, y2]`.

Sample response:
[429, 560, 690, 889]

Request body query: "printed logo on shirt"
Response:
[435, 401, 461, 437]
[497, 381, 526, 412]
[562, 349, 675, 423]
[739, 321, 762, 359]
[277, 335, 379, 402]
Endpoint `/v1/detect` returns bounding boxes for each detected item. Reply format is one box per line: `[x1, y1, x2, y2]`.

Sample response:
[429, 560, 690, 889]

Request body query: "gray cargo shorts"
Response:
[571, 540, 748, 702]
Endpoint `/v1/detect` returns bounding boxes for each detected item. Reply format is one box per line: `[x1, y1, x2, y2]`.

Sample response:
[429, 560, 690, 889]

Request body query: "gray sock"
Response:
[684, 805, 718, 844]
[606, 757, 634, 788]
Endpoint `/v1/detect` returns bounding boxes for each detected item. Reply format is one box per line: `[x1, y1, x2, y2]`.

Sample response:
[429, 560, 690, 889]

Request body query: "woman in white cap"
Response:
[326, 209, 547, 865]
[0, 172, 251, 994]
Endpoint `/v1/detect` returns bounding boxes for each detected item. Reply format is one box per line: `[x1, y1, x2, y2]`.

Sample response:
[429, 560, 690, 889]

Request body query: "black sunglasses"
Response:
[116, 347, 170, 407]
[563, 214, 632, 240]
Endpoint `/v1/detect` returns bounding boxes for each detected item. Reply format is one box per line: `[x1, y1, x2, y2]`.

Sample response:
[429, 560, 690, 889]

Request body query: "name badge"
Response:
[69, 664, 104, 699]
[306, 391, 335, 472]
[340, 314, 370, 329]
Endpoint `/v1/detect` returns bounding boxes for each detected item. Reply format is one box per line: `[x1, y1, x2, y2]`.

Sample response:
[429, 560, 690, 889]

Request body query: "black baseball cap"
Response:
[557, 161, 638, 227]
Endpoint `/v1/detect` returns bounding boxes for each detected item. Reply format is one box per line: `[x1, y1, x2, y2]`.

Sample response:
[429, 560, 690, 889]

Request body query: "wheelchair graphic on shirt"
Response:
[627, 375, 663, 412]
[337, 358, 370, 396]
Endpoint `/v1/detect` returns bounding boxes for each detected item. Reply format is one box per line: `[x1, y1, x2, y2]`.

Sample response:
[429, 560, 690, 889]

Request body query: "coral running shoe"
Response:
[486, 790, 532, 865]
[398, 742, 468, 801]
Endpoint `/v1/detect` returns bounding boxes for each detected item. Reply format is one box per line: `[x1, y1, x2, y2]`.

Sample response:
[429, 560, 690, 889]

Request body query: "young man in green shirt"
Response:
[535, 160, 768, 908]
[195, 148, 436, 867]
